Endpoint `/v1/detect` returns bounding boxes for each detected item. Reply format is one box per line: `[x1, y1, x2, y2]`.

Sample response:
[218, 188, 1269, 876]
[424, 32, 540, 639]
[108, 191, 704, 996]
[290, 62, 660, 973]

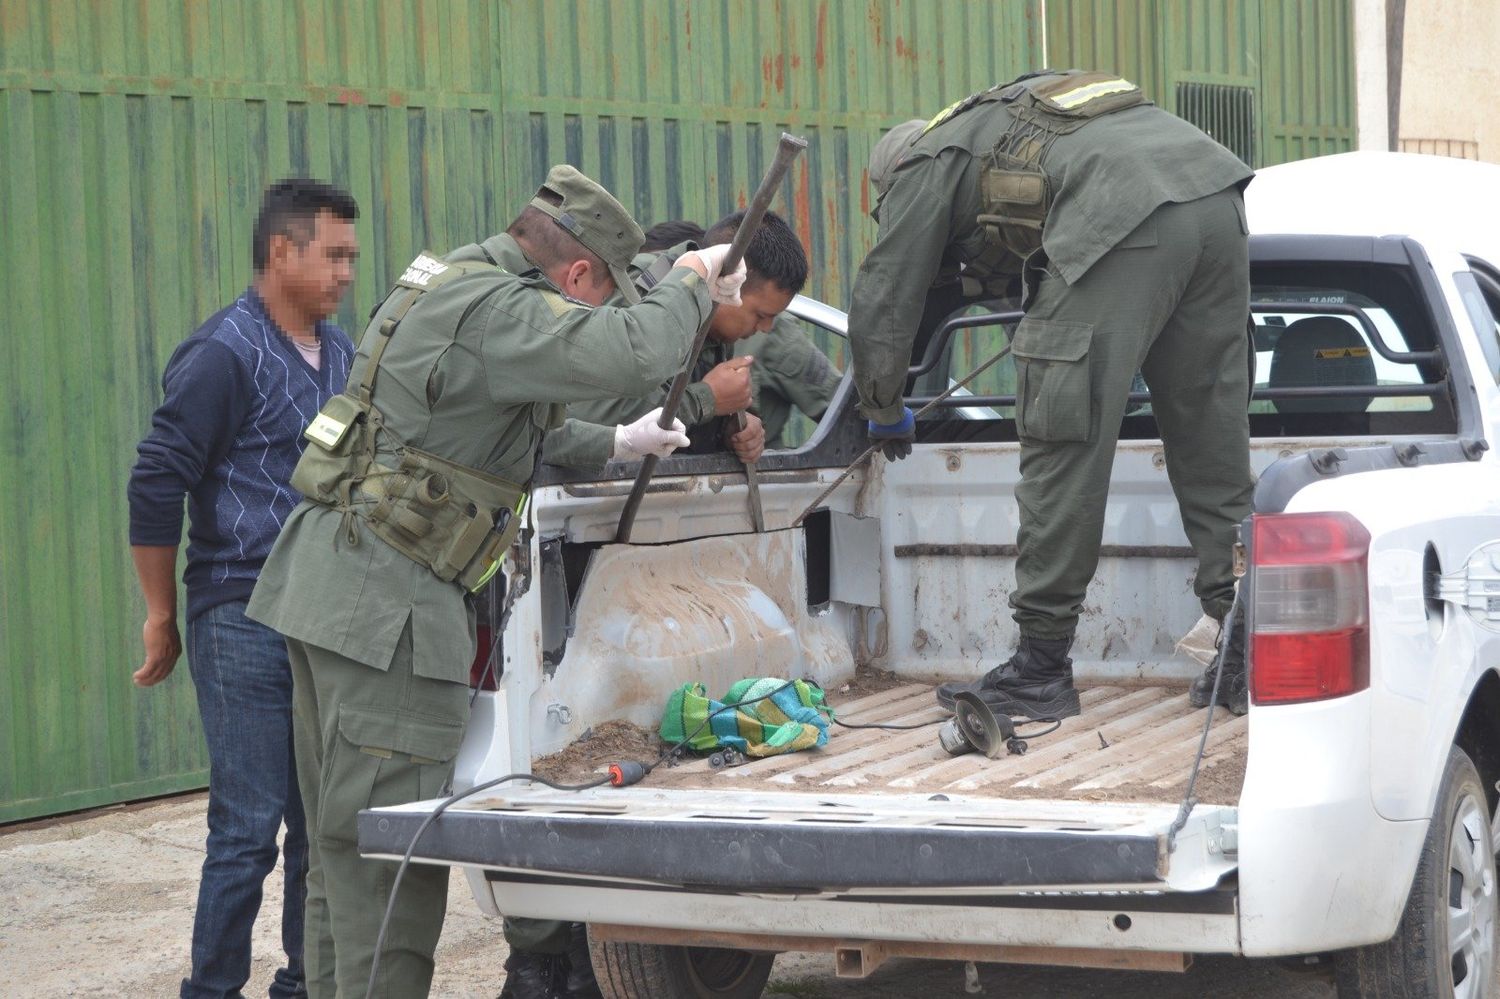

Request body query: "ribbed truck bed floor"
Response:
[646, 682, 1247, 804]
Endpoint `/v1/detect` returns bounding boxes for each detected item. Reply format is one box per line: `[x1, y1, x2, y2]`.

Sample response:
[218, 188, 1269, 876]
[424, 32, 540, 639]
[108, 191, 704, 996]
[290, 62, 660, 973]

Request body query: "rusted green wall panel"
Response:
[0, 1, 511, 821]
[1045, 0, 1167, 101]
[1045, 0, 1354, 167]
[497, 0, 1041, 334]
[3, 0, 1350, 821]
[1260, 0, 1357, 164]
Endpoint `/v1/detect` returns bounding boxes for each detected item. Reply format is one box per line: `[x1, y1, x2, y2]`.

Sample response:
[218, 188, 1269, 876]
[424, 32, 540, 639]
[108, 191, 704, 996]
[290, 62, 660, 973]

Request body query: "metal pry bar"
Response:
[615, 132, 809, 543]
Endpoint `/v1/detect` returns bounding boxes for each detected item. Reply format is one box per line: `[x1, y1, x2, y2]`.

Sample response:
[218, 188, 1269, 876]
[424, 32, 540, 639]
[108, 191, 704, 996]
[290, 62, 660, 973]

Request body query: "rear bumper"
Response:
[477, 873, 1243, 954]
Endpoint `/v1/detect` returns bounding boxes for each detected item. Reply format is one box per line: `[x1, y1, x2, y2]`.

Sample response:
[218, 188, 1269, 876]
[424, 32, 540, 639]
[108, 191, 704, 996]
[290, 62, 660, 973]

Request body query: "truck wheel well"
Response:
[1453, 668, 1500, 818]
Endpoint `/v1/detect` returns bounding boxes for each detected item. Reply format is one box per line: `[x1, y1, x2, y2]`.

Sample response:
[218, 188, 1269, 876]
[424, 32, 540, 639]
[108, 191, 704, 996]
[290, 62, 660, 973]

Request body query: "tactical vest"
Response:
[633, 250, 681, 293]
[290, 251, 537, 593]
[920, 71, 1149, 286]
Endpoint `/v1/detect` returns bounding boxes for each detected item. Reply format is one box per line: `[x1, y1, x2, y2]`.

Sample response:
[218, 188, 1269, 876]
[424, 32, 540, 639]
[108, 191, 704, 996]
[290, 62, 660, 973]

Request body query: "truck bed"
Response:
[646, 682, 1247, 805]
[370, 679, 1246, 897]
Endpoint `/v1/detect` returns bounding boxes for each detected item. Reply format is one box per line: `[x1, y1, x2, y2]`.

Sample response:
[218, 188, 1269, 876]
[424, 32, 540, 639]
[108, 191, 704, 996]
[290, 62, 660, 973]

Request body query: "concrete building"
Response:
[1356, 0, 1499, 162]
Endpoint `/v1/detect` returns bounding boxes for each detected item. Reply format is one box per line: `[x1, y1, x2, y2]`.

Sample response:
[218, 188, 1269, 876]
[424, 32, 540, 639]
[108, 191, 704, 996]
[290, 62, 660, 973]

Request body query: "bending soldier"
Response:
[247, 165, 746, 999]
[849, 70, 1255, 720]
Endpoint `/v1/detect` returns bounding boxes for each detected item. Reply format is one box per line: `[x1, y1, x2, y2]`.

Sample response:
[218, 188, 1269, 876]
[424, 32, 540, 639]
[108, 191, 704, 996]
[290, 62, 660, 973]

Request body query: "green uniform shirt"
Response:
[735, 313, 841, 448]
[849, 76, 1253, 424]
[541, 339, 723, 470]
[247, 233, 710, 680]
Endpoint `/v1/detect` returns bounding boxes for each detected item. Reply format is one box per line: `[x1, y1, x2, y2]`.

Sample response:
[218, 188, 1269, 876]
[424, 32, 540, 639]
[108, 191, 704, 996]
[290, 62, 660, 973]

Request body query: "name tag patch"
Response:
[398, 253, 449, 288]
[305, 411, 353, 449]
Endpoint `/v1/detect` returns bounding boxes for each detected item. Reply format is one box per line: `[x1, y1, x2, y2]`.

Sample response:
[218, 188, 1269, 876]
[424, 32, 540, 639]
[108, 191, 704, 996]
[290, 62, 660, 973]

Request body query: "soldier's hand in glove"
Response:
[727, 412, 766, 464]
[681, 243, 748, 306]
[867, 407, 915, 461]
[613, 408, 691, 460]
[702, 356, 754, 415]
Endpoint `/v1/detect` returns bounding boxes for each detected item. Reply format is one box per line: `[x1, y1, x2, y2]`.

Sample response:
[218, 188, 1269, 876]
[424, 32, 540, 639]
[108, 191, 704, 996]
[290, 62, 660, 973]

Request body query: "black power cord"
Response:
[364, 678, 808, 998]
[832, 716, 940, 731]
[1167, 584, 1244, 853]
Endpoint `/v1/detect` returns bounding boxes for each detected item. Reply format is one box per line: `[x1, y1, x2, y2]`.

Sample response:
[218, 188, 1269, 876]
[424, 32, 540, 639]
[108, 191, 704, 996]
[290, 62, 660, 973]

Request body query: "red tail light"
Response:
[468, 625, 498, 691]
[1250, 512, 1371, 705]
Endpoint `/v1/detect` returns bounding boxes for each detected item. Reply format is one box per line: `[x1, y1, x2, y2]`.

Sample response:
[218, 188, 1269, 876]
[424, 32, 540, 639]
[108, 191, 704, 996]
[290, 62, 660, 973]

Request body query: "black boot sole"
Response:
[972, 687, 1081, 721]
[935, 682, 975, 713]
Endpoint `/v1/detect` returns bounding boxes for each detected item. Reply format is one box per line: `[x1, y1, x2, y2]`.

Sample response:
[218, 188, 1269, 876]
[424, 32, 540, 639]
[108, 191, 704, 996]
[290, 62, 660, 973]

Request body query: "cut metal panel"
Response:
[829, 512, 883, 607]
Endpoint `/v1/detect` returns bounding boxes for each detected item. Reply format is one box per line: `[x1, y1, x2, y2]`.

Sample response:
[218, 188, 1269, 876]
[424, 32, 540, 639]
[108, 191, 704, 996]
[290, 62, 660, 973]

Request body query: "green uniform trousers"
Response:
[1010, 187, 1253, 639]
[287, 626, 471, 999]
[502, 916, 573, 954]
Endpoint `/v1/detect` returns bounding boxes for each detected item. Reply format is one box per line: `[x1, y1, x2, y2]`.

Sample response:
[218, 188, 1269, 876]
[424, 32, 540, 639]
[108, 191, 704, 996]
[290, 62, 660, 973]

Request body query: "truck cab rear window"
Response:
[910, 262, 1455, 443]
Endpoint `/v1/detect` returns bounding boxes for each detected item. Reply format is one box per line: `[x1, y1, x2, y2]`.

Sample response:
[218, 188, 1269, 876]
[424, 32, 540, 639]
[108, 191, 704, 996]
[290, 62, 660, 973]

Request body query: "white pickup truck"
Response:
[361, 152, 1500, 999]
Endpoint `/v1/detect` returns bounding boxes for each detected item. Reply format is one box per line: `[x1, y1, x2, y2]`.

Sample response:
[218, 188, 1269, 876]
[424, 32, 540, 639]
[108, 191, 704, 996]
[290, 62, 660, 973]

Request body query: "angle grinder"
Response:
[939, 691, 1028, 758]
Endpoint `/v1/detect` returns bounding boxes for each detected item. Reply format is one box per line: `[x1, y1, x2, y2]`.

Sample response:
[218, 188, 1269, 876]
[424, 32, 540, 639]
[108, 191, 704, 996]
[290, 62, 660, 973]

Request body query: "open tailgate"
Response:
[359, 787, 1236, 893]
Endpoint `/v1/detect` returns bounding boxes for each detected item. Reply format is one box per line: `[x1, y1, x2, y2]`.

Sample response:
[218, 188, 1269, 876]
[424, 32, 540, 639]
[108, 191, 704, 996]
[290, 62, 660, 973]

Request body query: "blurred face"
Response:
[272, 210, 359, 320]
[708, 278, 795, 343]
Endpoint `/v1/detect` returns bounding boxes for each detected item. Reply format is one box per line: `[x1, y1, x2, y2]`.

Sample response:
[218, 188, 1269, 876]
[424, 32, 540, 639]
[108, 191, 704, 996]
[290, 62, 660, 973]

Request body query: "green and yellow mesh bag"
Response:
[659, 678, 832, 757]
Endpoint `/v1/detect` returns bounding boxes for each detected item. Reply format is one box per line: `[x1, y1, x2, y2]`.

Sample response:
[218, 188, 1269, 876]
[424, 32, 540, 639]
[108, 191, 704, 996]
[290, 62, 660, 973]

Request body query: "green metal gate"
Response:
[0, 0, 1351, 823]
[1045, 0, 1357, 167]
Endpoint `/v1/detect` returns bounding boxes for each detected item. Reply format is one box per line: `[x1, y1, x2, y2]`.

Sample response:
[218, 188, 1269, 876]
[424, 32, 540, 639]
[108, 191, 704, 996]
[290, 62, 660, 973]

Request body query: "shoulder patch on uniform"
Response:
[923, 86, 997, 134]
[923, 96, 968, 135]
[397, 252, 449, 289]
[538, 288, 590, 318]
[1046, 76, 1139, 110]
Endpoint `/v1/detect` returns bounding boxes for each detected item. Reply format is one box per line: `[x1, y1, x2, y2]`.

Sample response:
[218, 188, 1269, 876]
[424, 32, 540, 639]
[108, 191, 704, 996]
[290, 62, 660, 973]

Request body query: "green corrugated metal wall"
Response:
[0, 0, 1351, 823]
[1044, 0, 1357, 166]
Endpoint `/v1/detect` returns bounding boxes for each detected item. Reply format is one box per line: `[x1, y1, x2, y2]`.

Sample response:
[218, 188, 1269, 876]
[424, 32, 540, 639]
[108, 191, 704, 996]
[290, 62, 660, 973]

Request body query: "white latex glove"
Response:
[613, 407, 691, 460]
[685, 243, 748, 306]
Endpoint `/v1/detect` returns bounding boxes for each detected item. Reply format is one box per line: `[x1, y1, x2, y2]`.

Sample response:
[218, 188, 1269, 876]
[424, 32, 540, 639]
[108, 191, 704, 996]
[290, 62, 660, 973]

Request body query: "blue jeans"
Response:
[184, 599, 309, 999]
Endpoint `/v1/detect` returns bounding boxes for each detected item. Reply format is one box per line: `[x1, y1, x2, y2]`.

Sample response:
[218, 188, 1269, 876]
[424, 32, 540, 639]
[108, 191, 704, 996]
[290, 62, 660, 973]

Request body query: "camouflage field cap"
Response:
[867, 119, 927, 204]
[530, 165, 646, 304]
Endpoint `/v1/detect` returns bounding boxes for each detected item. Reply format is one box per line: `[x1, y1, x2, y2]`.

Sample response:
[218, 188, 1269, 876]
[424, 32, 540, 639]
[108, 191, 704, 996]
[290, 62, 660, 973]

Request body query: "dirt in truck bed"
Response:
[533, 679, 1247, 804]
[530, 664, 910, 785]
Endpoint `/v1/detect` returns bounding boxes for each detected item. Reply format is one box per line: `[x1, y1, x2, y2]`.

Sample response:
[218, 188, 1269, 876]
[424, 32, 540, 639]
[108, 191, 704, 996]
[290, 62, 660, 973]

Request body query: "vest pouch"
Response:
[976, 152, 1050, 273]
[291, 394, 371, 503]
[458, 513, 516, 593]
[358, 446, 526, 590]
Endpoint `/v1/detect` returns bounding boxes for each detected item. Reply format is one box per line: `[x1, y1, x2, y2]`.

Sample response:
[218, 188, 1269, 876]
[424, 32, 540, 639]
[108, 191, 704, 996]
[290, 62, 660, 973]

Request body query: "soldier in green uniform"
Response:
[246, 165, 747, 999]
[543, 210, 819, 470]
[849, 70, 1256, 721]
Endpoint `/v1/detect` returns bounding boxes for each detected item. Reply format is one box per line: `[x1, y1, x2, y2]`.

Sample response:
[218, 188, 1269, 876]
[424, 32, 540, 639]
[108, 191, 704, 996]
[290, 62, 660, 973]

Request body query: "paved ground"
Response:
[0, 793, 1337, 998]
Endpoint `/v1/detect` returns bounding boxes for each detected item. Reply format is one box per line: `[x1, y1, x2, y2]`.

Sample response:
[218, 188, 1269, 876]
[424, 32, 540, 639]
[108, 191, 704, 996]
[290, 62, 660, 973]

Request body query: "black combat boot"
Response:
[499, 949, 562, 999]
[1189, 605, 1248, 716]
[560, 923, 603, 999]
[935, 636, 1080, 719]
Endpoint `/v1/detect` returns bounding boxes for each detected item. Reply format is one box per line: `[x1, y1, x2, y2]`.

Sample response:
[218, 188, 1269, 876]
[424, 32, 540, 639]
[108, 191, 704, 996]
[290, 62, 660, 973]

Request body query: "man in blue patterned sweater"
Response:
[128, 178, 360, 999]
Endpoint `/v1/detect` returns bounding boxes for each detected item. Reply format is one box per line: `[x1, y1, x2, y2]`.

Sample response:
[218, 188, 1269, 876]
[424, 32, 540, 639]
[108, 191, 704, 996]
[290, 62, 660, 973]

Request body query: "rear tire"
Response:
[1335, 745, 1498, 998]
[590, 934, 775, 999]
